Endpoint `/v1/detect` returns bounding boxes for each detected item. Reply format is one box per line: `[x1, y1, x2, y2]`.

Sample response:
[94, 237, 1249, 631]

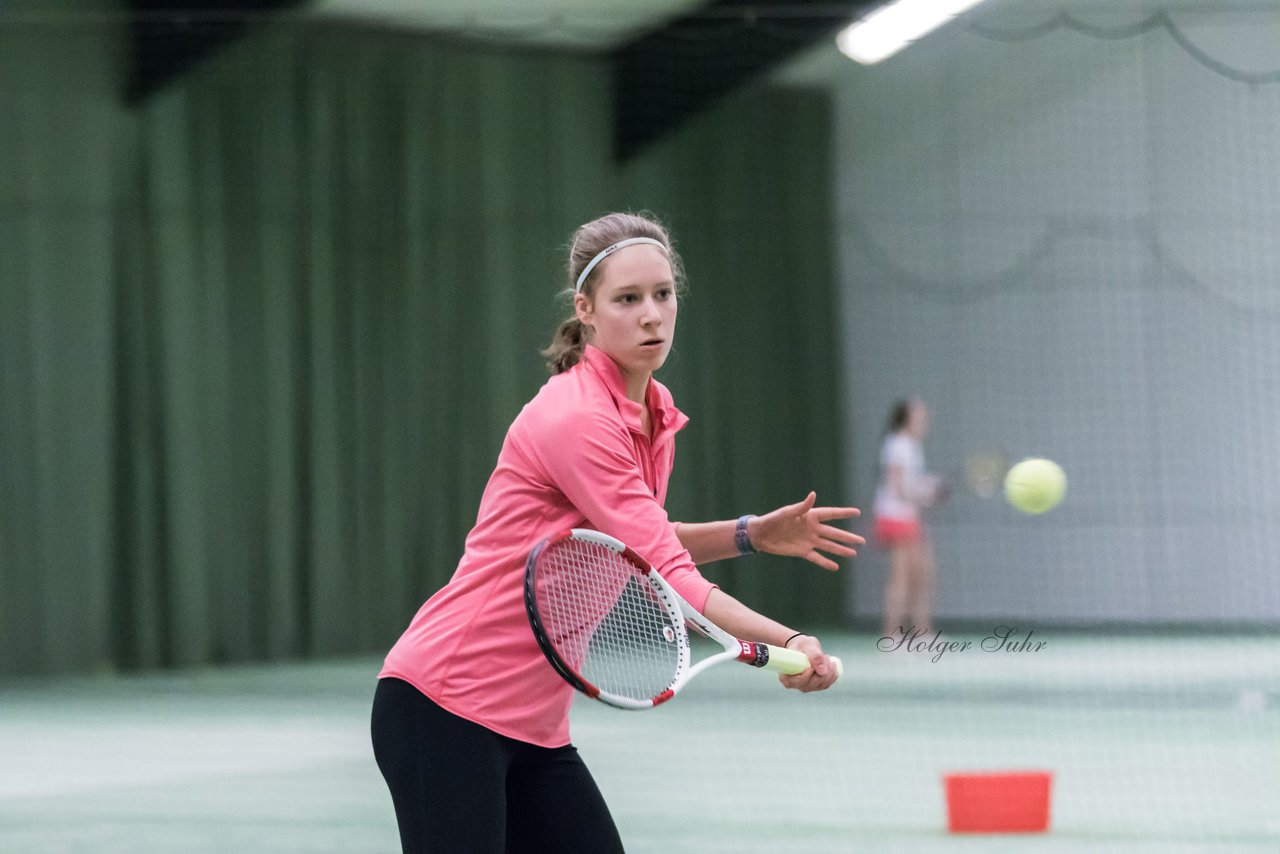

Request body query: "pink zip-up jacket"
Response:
[380, 345, 716, 747]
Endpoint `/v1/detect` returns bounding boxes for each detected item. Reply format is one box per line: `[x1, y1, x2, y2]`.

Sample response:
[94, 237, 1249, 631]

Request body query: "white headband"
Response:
[574, 237, 667, 293]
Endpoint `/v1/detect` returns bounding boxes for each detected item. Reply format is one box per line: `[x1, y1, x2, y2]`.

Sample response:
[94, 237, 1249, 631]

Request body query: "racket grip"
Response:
[765, 646, 845, 678]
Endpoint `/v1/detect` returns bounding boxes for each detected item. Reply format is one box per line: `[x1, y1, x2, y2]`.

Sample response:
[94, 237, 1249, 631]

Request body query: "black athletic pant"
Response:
[371, 677, 625, 854]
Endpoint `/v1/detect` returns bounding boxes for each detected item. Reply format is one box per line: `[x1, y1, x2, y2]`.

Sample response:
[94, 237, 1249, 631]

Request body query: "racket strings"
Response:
[534, 539, 682, 702]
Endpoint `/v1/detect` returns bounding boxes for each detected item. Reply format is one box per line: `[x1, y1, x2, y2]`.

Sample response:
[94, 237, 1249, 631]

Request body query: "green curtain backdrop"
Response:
[1, 2, 128, 676]
[1, 16, 844, 677]
[618, 90, 846, 626]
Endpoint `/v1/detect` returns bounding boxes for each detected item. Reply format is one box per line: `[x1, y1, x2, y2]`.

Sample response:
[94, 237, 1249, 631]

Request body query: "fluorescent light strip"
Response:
[836, 0, 987, 65]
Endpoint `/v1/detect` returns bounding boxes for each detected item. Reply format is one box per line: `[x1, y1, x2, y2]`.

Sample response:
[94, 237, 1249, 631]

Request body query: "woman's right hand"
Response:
[777, 634, 840, 692]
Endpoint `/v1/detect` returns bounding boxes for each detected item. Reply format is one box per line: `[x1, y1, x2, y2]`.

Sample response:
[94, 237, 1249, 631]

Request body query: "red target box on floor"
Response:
[943, 770, 1054, 833]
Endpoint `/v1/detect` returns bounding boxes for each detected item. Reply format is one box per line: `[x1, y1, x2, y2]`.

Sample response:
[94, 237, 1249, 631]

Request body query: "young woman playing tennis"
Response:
[371, 212, 864, 853]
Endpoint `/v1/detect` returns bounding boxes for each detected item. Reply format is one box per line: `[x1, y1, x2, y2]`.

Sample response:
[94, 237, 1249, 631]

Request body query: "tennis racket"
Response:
[960, 448, 1009, 498]
[524, 528, 843, 710]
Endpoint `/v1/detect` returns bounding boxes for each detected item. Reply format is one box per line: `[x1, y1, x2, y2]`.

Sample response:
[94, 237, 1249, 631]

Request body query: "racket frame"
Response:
[525, 528, 831, 711]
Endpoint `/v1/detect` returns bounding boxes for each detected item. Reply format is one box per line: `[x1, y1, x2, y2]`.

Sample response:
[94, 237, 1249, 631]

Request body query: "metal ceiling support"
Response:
[610, 1, 876, 161]
[127, 0, 305, 102]
[125, 1, 877, 155]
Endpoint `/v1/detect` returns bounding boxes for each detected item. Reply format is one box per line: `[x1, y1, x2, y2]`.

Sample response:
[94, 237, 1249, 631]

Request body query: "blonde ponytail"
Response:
[541, 317, 588, 374]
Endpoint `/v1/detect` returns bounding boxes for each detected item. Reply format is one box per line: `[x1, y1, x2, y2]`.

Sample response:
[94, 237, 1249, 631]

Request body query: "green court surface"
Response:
[2, 633, 1276, 853]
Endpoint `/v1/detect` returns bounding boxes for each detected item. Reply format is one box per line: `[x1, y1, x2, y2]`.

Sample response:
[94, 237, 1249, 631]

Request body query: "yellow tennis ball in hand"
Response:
[1004, 458, 1067, 514]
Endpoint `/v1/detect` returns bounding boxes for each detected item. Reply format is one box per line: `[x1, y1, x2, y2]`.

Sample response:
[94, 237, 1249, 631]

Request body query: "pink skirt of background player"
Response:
[874, 516, 923, 547]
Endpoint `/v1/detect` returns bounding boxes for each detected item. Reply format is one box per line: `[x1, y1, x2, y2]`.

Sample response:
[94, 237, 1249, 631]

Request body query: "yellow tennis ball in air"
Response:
[1004, 458, 1067, 514]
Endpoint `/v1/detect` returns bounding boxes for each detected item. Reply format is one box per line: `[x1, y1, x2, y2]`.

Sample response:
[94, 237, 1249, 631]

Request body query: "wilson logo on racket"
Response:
[524, 529, 842, 710]
[737, 641, 770, 669]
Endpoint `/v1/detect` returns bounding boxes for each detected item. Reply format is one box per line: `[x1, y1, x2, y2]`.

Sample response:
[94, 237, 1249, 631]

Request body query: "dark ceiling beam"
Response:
[125, 1, 880, 153]
[611, 1, 879, 161]
[127, 0, 306, 103]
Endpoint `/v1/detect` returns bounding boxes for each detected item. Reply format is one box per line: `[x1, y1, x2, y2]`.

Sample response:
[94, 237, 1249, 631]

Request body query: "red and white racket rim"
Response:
[524, 529, 684, 710]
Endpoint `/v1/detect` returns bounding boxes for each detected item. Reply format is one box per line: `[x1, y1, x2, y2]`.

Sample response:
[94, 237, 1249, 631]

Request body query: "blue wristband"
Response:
[735, 515, 757, 555]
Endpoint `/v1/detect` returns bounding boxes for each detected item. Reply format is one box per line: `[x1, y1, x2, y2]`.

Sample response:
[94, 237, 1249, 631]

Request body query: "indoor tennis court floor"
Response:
[3, 633, 1276, 853]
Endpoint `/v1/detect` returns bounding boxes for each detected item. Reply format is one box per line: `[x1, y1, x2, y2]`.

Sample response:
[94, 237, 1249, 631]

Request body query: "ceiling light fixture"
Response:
[836, 0, 987, 65]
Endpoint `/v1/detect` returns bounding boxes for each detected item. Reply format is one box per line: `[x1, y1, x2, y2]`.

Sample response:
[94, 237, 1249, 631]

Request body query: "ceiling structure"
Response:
[309, 0, 704, 49]
[127, 0, 305, 101]
[128, 0, 878, 158]
[309, 1, 888, 158]
[611, 1, 877, 158]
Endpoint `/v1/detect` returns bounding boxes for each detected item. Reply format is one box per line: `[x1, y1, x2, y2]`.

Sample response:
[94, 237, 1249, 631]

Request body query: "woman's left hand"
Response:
[748, 492, 865, 571]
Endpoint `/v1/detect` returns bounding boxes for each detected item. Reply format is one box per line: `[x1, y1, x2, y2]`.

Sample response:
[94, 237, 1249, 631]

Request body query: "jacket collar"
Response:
[580, 345, 689, 445]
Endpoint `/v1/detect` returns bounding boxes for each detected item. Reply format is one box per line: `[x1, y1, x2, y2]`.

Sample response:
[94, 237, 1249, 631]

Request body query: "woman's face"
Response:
[575, 244, 677, 382]
[908, 402, 930, 438]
